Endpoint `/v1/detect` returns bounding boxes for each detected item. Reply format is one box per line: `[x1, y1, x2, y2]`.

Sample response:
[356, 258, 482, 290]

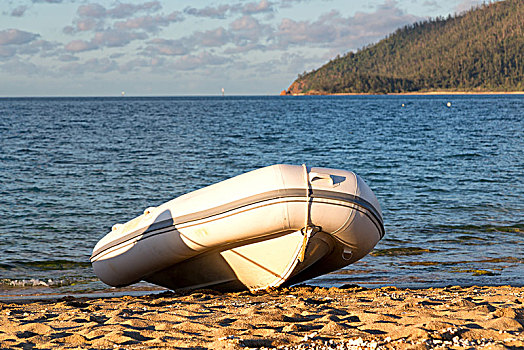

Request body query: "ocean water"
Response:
[0, 95, 522, 297]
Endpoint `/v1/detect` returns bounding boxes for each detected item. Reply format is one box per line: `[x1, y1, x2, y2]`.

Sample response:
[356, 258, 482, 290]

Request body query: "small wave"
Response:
[446, 152, 482, 159]
[0, 260, 92, 271]
[0, 277, 99, 289]
[370, 247, 439, 256]
[450, 269, 498, 276]
[457, 235, 487, 241]
[0, 263, 15, 269]
[407, 256, 523, 266]
[1, 278, 60, 288]
[21, 186, 46, 193]
[430, 223, 523, 234]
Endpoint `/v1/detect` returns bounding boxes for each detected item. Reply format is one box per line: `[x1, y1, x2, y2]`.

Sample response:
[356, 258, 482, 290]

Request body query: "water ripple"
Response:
[0, 95, 522, 292]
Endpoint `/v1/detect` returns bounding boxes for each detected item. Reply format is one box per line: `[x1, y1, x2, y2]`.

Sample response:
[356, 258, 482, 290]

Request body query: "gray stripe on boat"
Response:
[91, 188, 384, 260]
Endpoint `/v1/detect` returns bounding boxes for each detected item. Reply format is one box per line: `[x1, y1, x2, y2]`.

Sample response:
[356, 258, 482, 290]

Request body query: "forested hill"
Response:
[281, 0, 523, 95]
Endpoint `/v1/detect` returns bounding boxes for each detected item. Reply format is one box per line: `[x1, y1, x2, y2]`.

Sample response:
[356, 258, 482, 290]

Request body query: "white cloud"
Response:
[144, 38, 189, 56]
[20, 39, 59, 57]
[223, 43, 266, 54]
[276, 16, 335, 47]
[77, 3, 106, 18]
[229, 15, 271, 46]
[239, 0, 274, 15]
[274, 1, 421, 50]
[64, 39, 98, 52]
[58, 54, 80, 62]
[183, 4, 231, 19]
[0, 46, 16, 58]
[279, 0, 314, 7]
[192, 27, 232, 47]
[171, 51, 228, 71]
[64, 27, 150, 52]
[76, 2, 162, 19]
[183, 0, 274, 19]
[113, 11, 183, 33]
[91, 29, 148, 48]
[75, 18, 100, 32]
[119, 57, 166, 73]
[106, 2, 162, 19]
[65, 2, 175, 35]
[0, 29, 40, 46]
[144, 26, 233, 57]
[31, 0, 65, 3]
[143, 16, 271, 59]
[0, 29, 57, 60]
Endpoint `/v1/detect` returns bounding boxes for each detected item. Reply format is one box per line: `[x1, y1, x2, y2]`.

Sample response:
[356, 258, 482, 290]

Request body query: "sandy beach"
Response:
[1, 285, 523, 349]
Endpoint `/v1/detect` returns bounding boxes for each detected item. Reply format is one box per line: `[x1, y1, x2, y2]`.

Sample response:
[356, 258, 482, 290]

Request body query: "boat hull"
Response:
[91, 164, 384, 291]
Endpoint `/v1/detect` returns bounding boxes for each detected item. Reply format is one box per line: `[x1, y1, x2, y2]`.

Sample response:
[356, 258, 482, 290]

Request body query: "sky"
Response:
[0, 0, 484, 96]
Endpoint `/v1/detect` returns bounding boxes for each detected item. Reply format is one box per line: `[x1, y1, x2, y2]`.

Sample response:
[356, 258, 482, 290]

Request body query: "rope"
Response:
[298, 164, 318, 262]
[302, 164, 311, 229]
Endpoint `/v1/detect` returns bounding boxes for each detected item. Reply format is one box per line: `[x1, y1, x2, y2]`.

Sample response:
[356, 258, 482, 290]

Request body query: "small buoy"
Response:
[401, 103, 405, 107]
[121, 91, 125, 97]
[446, 102, 452, 107]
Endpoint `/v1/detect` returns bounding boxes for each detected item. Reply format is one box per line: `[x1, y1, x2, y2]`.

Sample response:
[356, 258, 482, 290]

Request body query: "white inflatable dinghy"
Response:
[91, 164, 384, 292]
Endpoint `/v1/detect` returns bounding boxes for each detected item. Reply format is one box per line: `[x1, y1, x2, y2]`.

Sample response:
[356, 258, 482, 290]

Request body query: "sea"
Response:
[1, 95, 522, 298]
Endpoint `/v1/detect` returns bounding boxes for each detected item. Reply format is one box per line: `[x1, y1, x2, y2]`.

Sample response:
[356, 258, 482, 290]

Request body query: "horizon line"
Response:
[1, 91, 523, 98]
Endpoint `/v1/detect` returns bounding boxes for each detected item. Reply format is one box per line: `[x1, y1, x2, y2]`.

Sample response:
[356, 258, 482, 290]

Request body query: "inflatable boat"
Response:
[91, 164, 384, 292]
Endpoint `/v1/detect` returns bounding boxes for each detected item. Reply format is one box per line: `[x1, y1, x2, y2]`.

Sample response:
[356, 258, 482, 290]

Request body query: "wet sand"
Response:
[1, 285, 523, 349]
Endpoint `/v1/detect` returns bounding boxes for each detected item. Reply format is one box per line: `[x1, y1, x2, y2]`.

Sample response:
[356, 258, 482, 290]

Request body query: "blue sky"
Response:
[1, 0, 482, 96]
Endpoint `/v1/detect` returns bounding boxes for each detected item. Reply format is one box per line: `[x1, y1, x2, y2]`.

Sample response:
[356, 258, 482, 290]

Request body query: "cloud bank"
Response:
[0, 0, 433, 95]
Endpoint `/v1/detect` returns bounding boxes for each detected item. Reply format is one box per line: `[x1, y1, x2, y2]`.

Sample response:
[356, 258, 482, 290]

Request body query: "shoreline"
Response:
[386, 91, 524, 96]
[283, 91, 524, 96]
[2, 281, 524, 302]
[1, 285, 523, 349]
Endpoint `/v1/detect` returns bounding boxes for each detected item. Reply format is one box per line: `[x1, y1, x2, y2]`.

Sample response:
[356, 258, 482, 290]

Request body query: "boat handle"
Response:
[309, 172, 334, 185]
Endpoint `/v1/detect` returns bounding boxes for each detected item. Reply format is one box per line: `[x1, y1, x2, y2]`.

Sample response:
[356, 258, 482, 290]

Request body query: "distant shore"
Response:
[282, 91, 524, 96]
[1, 285, 523, 349]
[386, 91, 523, 96]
